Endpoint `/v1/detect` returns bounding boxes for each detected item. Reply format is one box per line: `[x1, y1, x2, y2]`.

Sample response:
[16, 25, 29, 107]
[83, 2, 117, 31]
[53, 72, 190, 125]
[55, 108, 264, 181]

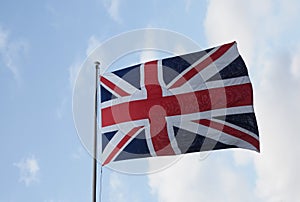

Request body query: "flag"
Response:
[99, 41, 259, 166]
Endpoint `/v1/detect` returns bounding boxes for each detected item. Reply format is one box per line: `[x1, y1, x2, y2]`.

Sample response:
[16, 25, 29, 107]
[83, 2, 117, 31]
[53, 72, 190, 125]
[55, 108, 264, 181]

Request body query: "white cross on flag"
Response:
[99, 41, 259, 166]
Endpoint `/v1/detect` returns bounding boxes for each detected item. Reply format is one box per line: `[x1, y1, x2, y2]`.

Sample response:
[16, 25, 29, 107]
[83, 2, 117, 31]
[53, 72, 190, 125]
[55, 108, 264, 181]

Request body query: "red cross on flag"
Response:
[99, 42, 259, 166]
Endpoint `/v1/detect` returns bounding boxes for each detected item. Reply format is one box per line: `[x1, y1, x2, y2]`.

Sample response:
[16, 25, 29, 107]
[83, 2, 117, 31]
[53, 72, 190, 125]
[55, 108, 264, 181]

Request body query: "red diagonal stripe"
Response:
[100, 76, 130, 97]
[196, 119, 259, 151]
[102, 126, 143, 166]
[170, 41, 235, 89]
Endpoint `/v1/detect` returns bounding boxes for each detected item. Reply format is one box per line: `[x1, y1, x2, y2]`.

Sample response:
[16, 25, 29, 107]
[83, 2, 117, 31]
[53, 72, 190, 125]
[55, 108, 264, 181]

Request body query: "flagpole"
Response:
[92, 61, 100, 202]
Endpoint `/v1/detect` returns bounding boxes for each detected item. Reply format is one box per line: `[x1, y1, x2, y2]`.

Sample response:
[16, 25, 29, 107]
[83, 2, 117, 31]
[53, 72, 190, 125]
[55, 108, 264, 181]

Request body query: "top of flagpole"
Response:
[95, 61, 100, 69]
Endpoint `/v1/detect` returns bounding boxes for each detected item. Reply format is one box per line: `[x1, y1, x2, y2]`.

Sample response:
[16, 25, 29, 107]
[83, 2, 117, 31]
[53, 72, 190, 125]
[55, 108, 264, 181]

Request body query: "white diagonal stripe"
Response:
[166, 45, 220, 88]
[102, 72, 138, 94]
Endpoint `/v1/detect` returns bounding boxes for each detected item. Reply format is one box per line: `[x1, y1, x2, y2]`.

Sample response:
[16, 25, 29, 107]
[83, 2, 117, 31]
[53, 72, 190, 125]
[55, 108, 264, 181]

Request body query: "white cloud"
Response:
[69, 60, 81, 90]
[103, 0, 122, 23]
[56, 96, 68, 119]
[14, 155, 40, 186]
[86, 35, 101, 56]
[0, 27, 8, 48]
[254, 49, 300, 202]
[204, 1, 262, 67]
[291, 45, 300, 78]
[60, 36, 99, 121]
[233, 149, 256, 167]
[138, 26, 163, 63]
[108, 173, 126, 202]
[107, 172, 144, 202]
[69, 35, 101, 90]
[149, 154, 259, 202]
[55, 60, 78, 120]
[69, 35, 102, 160]
[204, 0, 300, 201]
[0, 25, 28, 83]
[138, 27, 197, 64]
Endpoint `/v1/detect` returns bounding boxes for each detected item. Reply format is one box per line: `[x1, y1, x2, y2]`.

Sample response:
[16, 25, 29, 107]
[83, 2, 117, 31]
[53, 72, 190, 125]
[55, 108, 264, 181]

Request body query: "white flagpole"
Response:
[92, 61, 100, 202]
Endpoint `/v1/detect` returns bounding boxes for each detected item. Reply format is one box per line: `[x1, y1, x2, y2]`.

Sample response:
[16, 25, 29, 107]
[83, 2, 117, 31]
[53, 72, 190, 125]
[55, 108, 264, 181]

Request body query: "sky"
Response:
[1, 0, 300, 201]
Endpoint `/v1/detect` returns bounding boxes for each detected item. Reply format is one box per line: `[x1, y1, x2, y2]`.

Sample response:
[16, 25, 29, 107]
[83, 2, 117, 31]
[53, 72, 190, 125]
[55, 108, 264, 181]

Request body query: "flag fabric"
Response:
[99, 41, 259, 166]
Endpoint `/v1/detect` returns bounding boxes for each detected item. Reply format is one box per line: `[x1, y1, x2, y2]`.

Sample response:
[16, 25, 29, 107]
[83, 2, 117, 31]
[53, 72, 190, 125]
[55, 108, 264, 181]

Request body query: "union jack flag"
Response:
[100, 41, 259, 166]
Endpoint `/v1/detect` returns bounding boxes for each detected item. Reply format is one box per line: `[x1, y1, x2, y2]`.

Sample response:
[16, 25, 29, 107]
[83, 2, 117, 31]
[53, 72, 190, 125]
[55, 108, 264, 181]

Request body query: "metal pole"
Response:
[92, 61, 100, 202]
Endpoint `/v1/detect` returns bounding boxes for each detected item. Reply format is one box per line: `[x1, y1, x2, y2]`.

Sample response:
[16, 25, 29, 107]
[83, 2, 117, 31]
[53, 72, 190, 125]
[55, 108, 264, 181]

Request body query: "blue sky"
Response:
[1, 0, 300, 201]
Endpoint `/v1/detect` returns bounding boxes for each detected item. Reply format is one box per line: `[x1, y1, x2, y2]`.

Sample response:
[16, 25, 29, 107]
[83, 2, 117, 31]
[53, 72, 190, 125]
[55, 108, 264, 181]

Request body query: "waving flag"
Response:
[100, 41, 259, 166]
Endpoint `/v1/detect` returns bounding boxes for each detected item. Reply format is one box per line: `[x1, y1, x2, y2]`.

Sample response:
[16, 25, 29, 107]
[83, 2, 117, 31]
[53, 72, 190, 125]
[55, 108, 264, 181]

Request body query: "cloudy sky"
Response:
[1, 0, 300, 201]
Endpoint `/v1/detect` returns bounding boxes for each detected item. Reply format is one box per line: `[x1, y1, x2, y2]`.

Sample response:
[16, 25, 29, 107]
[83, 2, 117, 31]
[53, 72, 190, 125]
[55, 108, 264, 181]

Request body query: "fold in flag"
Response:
[100, 41, 259, 166]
